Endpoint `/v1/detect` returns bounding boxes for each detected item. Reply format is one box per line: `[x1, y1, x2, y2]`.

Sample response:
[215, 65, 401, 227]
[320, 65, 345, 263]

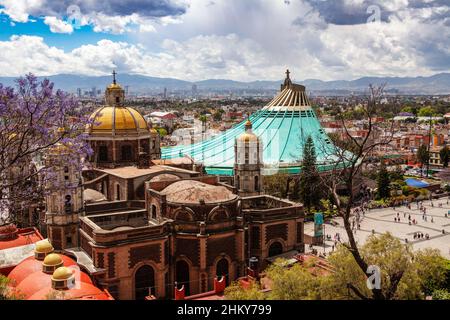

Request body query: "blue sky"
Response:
[0, 14, 129, 50]
[0, 0, 448, 81]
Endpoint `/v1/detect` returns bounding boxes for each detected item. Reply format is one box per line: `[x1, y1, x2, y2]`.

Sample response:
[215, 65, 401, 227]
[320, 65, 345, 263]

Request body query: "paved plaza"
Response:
[304, 199, 450, 259]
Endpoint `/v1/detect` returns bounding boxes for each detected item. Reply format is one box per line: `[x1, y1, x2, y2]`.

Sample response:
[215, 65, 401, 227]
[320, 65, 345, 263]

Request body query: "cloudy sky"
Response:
[0, 0, 448, 81]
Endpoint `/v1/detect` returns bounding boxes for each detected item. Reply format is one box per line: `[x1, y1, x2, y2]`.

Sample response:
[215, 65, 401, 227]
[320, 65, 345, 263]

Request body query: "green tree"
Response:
[263, 173, 290, 198]
[416, 144, 429, 175]
[418, 106, 434, 117]
[224, 281, 266, 300]
[330, 234, 449, 300]
[376, 161, 390, 199]
[225, 233, 448, 300]
[299, 136, 321, 213]
[432, 289, 450, 300]
[320, 199, 337, 218]
[156, 127, 168, 137]
[213, 111, 222, 122]
[440, 145, 450, 167]
[400, 106, 414, 114]
[266, 261, 322, 300]
[0, 275, 23, 300]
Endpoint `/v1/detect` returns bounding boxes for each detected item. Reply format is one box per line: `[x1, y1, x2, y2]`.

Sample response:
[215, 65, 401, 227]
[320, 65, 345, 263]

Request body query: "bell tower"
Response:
[45, 141, 83, 250]
[234, 119, 263, 197]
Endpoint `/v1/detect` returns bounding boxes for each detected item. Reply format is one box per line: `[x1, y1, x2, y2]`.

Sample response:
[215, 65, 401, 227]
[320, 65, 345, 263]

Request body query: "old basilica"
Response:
[42, 73, 305, 300]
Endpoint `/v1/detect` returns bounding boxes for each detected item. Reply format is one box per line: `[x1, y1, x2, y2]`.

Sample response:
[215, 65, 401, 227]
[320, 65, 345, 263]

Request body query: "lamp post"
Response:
[323, 223, 326, 255]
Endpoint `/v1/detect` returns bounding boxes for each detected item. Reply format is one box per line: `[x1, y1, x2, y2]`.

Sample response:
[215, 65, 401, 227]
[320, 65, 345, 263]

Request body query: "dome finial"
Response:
[281, 69, 293, 91]
[245, 118, 252, 130]
[112, 70, 117, 85]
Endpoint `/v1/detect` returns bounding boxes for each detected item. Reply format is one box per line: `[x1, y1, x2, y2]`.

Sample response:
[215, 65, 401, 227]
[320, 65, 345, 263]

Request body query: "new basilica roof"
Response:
[161, 71, 340, 176]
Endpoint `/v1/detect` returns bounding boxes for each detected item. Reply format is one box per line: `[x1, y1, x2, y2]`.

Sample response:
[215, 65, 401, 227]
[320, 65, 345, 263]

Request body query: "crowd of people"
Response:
[308, 196, 449, 256]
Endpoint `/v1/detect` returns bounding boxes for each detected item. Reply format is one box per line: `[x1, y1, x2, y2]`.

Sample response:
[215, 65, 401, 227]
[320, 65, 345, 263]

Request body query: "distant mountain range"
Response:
[0, 73, 449, 95]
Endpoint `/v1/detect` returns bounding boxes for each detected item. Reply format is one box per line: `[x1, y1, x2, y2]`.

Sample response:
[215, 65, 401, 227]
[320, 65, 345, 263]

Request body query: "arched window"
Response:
[209, 210, 228, 222]
[64, 195, 72, 214]
[254, 176, 259, 192]
[268, 241, 283, 257]
[121, 145, 133, 161]
[135, 265, 155, 300]
[175, 211, 192, 222]
[216, 258, 229, 285]
[176, 260, 190, 296]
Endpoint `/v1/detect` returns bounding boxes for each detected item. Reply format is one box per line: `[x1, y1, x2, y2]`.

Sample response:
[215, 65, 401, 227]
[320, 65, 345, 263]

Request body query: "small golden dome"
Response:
[35, 240, 54, 254]
[237, 132, 259, 143]
[237, 119, 258, 143]
[107, 83, 123, 90]
[43, 254, 63, 267]
[52, 267, 74, 281]
[150, 128, 158, 134]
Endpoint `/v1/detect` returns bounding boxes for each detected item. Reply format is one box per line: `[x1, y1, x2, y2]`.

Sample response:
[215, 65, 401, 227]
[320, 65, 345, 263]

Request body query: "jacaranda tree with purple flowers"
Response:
[0, 74, 94, 227]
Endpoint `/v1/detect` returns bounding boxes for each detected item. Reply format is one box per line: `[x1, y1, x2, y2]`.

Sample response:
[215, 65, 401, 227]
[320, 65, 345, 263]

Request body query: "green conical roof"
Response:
[162, 72, 340, 176]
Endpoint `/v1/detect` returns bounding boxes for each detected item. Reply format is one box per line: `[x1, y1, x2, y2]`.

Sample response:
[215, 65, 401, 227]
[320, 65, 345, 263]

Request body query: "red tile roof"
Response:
[0, 228, 43, 250]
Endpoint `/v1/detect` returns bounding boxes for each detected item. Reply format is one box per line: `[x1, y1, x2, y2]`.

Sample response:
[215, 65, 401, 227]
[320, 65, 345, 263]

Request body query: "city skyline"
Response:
[0, 0, 448, 81]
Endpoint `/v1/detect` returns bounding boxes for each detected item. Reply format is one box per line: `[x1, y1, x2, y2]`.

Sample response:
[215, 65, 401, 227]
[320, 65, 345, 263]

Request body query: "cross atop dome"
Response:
[112, 70, 117, 85]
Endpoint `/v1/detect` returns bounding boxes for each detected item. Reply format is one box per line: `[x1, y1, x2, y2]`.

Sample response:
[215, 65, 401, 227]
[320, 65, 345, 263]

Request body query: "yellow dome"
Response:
[87, 106, 149, 135]
[43, 254, 63, 267]
[107, 83, 123, 90]
[52, 267, 74, 280]
[35, 240, 54, 254]
[237, 118, 259, 142]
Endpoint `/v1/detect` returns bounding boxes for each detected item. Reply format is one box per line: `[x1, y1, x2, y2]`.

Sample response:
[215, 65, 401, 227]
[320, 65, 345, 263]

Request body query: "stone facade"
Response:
[74, 176, 304, 300]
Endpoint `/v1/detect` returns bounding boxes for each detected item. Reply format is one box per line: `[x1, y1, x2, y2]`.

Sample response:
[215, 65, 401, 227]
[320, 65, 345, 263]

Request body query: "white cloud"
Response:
[43, 16, 73, 34]
[0, 0, 185, 34]
[0, 0, 449, 80]
[0, 0, 44, 23]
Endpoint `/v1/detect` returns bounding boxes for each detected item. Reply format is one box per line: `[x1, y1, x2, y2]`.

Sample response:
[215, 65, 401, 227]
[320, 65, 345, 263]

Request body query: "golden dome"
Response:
[87, 106, 149, 135]
[237, 132, 259, 143]
[35, 240, 54, 254]
[43, 254, 63, 267]
[52, 267, 74, 280]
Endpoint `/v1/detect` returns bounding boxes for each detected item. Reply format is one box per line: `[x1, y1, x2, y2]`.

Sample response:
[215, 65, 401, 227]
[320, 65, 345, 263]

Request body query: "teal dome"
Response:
[162, 75, 341, 176]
